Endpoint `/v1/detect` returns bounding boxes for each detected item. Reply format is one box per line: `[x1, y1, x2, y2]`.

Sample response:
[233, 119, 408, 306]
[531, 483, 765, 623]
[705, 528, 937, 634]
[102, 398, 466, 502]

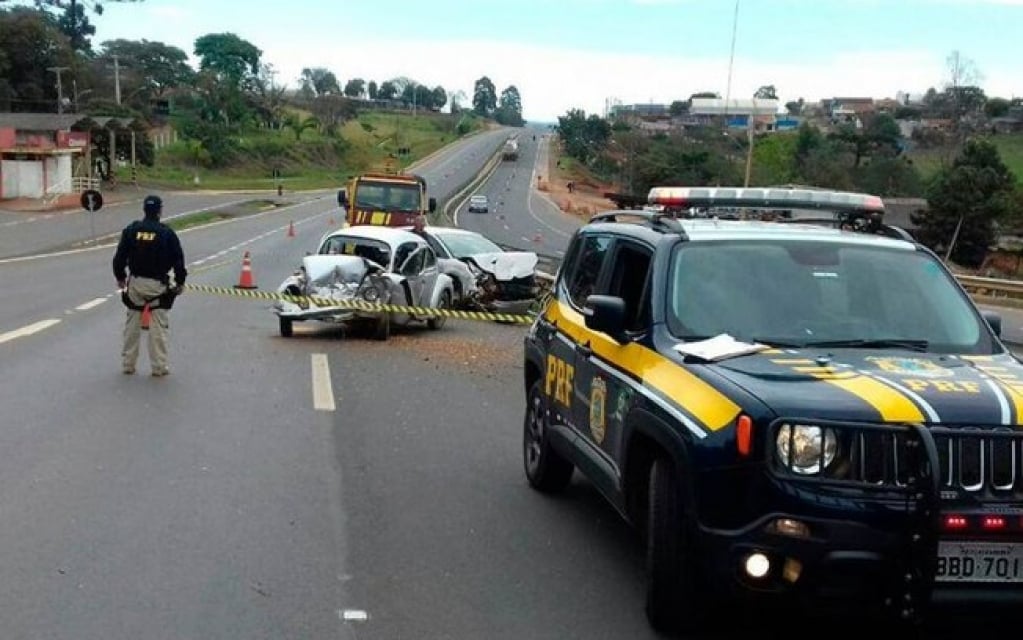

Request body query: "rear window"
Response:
[319, 236, 392, 268]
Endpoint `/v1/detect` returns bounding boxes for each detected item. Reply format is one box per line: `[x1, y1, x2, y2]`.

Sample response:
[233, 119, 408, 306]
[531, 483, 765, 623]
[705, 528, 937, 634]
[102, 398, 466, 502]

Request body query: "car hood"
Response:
[464, 252, 537, 280]
[300, 254, 377, 285]
[707, 349, 1023, 426]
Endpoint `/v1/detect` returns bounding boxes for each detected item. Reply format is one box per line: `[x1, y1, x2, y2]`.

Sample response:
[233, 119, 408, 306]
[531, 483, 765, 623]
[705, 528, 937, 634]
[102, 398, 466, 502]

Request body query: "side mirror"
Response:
[428, 197, 437, 213]
[583, 295, 627, 342]
[337, 189, 348, 207]
[983, 310, 1003, 337]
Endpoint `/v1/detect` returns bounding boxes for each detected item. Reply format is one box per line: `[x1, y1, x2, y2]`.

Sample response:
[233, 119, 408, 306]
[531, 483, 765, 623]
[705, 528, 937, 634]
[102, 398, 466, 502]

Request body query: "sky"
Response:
[86, 0, 1022, 122]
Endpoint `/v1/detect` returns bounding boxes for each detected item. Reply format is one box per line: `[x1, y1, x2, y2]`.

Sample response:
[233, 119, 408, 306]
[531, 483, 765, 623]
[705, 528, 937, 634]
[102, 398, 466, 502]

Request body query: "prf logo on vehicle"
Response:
[522, 187, 1023, 633]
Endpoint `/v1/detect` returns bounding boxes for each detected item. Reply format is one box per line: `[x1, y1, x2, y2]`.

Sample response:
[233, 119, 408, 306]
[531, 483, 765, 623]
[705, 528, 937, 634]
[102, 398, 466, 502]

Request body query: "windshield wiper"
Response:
[802, 338, 930, 352]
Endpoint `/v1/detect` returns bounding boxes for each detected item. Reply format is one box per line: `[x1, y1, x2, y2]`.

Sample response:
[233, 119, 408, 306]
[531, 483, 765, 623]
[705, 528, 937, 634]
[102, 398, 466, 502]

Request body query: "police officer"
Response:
[112, 195, 187, 377]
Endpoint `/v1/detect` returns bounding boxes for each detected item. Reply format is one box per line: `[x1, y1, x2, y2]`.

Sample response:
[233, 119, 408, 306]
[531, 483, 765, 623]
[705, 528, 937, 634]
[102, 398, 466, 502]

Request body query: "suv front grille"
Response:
[770, 421, 1023, 502]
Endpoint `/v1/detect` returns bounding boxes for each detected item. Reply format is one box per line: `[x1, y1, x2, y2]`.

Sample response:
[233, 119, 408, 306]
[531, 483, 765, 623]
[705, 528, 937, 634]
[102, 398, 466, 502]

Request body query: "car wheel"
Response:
[645, 457, 709, 632]
[279, 317, 293, 337]
[523, 379, 573, 493]
[373, 314, 390, 341]
[428, 291, 450, 330]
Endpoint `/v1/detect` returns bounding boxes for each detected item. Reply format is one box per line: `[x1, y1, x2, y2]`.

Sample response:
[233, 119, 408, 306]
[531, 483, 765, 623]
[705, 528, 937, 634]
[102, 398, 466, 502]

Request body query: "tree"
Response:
[12, 0, 144, 53]
[472, 75, 497, 116]
[367, 80, 378, 100]
[283, 113, 319, 141]
[343, 78, 365, 98]
[915, 139, 1015, 267]
[495, 84, 524, 126]
[0, 7, 76, 112]
[377, 80, 397, 100]
[669, 100, 687, 117]
[556, 109, 610, 164]
[431, 86, 447, 112]
[100, 39, 193, 97]
[194, 32, 261, 87]
[689, 91, 719, 100]
[449, 89, 467, 113]
[785, 98, 804, 116]
[56, 1, 92, 51]
[754, 85, 778, 100]
[299, 67, 339, 97]
[986, 97, 1011, 119]
[945, 50, 983, 141]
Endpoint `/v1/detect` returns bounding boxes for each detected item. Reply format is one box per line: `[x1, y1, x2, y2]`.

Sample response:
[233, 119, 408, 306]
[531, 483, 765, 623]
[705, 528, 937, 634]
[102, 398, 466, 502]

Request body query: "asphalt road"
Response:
[0, 130, 1015, 639]
[455, 132, 582, 260]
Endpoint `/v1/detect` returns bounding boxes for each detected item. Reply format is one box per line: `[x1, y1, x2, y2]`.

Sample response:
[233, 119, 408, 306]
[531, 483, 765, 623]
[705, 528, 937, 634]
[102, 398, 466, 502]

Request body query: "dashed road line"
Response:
[311, 354, 337, 412]
[75, 298, 107, 311]
[0, 318, 61, 345]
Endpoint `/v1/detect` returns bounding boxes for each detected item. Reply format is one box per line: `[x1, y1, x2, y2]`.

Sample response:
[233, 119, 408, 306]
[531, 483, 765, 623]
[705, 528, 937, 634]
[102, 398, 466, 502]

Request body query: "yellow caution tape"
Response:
[183, 283, 535, 325]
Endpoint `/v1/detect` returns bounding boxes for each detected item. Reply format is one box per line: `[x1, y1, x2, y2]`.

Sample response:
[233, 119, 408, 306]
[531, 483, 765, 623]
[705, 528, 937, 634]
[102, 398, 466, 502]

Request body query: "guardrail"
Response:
[956, 275, 1023, 297]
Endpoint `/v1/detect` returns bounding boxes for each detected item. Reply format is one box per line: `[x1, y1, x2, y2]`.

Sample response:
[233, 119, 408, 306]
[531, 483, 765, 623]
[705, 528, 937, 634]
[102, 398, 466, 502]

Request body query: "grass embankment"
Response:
[164, 199, 281, 231]
[908, 133, 1023, 183]
[139, 111, 485, 191]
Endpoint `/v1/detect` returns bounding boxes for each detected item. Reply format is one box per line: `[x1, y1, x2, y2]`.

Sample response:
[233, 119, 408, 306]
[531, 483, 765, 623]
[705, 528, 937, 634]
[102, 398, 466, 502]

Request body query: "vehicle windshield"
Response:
[667, 240, 998, 354]
[319, 235, 392, 269]
[434, 231, 503, 258]
[354, 182, 422, 212]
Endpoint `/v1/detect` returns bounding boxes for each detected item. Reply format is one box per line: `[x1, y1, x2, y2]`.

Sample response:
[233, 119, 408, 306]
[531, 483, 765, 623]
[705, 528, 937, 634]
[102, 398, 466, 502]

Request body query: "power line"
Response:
[723, 0, 740, 120]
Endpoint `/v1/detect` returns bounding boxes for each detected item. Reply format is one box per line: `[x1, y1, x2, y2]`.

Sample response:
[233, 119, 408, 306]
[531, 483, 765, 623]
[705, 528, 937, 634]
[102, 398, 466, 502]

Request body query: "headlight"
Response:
[776, 424, 837, 475]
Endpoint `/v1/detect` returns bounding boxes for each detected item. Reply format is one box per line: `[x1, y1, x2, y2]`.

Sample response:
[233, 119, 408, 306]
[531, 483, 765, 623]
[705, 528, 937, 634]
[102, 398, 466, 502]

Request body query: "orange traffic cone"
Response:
[140, 303, 151, 330]
[287, 221, 296, 238]
[234, 251, 257, 289]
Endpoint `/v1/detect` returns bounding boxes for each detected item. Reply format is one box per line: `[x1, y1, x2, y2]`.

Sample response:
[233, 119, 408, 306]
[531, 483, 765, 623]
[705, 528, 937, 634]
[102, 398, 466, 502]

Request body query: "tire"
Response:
[373, 314, 390, 341]
[428, 291, 450, 330]
[279, 317, 293, 337]
[645, 457, 708, 633]
[523, 380, 573, 493]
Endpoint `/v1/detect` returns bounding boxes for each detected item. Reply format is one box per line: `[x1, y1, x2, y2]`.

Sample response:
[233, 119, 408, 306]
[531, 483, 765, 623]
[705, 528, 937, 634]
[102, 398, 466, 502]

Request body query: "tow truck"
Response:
[337, 170, 437, 227]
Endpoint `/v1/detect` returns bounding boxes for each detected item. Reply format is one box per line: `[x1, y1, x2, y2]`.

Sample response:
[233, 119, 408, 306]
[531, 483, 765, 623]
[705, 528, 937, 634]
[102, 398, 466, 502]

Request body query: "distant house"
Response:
[0, 113, 141, 200]
[689, 98, 779, 131]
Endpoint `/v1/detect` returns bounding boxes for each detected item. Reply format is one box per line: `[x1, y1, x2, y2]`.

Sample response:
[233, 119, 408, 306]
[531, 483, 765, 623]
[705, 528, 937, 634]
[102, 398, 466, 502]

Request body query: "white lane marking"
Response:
[311, 354, 337, 412]
[0, 198, 327, 266]
[340, 609, 368, 622]
[75, 298, 107, 311]
[0, 318, 61, 345]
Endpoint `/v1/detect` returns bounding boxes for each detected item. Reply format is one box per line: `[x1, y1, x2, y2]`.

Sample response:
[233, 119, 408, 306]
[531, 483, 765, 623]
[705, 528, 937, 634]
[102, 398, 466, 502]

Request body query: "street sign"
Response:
[81, 189, 103, 212]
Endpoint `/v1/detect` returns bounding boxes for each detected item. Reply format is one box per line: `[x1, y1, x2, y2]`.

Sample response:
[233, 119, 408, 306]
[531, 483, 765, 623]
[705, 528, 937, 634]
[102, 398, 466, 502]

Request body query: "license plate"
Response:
[936, 541, 1023, 583]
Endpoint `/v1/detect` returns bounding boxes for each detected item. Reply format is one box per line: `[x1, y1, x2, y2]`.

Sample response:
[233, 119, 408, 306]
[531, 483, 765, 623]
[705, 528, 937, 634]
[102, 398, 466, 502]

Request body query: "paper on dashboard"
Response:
[673, 334, 771, 362]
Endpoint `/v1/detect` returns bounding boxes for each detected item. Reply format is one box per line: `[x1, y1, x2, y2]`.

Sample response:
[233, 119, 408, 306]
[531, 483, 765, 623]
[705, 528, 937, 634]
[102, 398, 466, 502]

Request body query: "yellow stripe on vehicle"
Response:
[546, 302, 740, 432]
[814, 374, 925, 422]
[966, 363, 1023, 425]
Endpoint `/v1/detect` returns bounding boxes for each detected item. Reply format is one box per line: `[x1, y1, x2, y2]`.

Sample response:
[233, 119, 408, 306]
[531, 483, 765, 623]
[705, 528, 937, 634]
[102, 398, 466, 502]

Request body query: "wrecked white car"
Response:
[276, 226, 455, 340]
[416, 226, 539, 316]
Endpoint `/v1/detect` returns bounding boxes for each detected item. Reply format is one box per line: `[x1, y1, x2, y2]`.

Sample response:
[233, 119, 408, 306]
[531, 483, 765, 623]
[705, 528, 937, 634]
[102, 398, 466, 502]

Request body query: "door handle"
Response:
[576, 341, 592, 359]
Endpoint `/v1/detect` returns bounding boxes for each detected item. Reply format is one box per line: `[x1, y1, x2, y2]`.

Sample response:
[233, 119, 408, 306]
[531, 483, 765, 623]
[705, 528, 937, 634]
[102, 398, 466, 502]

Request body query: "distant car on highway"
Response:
[467, 194, 489, 213]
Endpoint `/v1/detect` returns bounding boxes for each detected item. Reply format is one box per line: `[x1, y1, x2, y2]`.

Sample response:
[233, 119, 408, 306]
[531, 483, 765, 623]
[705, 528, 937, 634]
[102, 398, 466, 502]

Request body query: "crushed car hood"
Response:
[464, 252, 537, 280]
[707, 350, 1023, 426]
[301, 254, 374, 285]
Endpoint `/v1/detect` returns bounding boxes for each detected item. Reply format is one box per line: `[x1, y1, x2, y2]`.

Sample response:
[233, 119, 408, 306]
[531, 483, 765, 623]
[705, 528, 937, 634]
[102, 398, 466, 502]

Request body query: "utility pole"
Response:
[113, 55, 122, 105]
[47, 67, 70, 114]
[744, 96, 757, 187]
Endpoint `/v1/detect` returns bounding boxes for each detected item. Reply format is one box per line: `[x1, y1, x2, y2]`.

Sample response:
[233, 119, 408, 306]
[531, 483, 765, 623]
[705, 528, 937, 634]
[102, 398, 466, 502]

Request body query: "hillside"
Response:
[138, 111, 484, 191]
[907, 133, 1023, 184]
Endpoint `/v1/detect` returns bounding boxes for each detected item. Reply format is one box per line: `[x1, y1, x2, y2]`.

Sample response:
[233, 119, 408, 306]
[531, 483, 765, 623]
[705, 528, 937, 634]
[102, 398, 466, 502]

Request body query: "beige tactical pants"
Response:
[122, 277, 170, 374]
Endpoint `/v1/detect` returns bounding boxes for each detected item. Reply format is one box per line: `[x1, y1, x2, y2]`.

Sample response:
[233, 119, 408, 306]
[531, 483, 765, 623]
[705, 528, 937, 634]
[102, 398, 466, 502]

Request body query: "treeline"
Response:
[0, 2, 526, 173]
[557, 109, 1020, 268]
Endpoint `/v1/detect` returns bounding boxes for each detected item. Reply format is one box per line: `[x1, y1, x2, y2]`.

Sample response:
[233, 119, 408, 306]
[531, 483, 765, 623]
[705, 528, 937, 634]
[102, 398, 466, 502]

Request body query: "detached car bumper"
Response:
[274, 300, 382, 322]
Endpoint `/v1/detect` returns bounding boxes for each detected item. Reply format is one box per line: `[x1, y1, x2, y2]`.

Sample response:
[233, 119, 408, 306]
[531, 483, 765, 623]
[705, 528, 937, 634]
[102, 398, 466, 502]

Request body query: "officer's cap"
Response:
[143, 195, 163, 216]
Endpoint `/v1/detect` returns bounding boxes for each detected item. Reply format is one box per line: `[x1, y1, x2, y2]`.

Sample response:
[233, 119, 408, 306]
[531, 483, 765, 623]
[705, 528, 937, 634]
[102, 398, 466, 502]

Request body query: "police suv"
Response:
[522, 187, 1023, 631]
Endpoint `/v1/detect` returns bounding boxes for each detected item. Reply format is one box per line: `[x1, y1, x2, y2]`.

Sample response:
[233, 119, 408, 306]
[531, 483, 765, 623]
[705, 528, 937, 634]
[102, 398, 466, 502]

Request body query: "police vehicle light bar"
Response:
[646, 186, 885, 214]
